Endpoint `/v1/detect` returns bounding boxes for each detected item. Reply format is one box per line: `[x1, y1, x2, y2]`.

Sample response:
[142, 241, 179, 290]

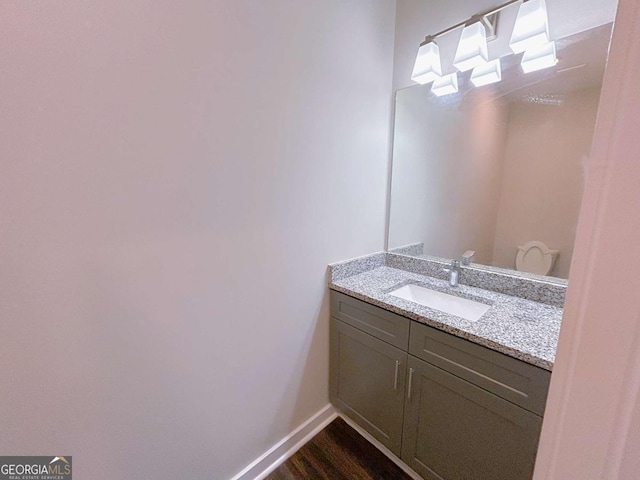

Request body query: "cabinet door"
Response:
[402, 355, 542, 480]
[330, 318, 407, 456]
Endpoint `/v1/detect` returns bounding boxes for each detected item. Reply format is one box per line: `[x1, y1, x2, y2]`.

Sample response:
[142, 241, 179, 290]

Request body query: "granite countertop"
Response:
[330, 265, 562, 371]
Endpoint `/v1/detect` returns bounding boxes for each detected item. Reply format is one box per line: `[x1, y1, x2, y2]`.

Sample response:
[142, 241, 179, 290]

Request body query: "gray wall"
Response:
[0, 1, 396, 479]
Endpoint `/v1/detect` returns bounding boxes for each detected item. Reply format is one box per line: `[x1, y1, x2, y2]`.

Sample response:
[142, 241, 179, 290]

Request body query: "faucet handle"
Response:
[443, 259, 460, 272]
[461, 250, 475, 265]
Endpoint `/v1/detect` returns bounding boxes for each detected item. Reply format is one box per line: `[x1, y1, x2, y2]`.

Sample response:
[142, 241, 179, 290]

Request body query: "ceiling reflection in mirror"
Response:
[388, 24, 613, 280]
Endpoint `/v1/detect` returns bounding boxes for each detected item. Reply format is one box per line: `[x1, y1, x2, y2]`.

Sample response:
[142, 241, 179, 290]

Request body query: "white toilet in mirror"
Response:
[515, 241, 559, 276]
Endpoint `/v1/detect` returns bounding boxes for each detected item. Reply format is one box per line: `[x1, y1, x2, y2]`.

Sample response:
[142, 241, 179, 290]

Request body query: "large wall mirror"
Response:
[388, 19, 615, 280]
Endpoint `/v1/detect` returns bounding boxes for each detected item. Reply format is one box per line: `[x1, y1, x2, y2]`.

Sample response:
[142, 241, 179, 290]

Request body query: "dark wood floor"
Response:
[266, 417, 413, 480]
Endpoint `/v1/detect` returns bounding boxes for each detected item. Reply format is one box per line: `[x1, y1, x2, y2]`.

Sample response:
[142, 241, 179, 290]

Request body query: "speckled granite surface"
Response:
[388, 242, 424, 256]
[328, 251, 386, 282]
[386, 253, 566, 307]
[330, 266, 562, 370]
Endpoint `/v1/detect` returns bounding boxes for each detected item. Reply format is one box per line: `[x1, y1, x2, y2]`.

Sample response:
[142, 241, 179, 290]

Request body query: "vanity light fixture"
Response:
[410, 1, 511, 86]
[521, 41, 557, 73]
[411, 40, 443, 84]
[431, 73, 459, 96]
[411, 0, 554, 91]
[453, 21, 489, 72]
[509, 0, 550, 53]
[470, 59, 502, 87]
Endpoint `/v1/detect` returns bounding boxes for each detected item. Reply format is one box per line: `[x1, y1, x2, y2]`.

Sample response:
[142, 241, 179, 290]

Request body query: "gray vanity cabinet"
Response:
[401, 354, 542, 480]
[329, 290, 551, 480]
[330, 318, 408, 456]
[330, 291, 412, 455]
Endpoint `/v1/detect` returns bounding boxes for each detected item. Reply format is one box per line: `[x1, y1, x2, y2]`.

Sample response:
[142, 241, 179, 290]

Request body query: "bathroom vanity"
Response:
[328, 252, 563, 480]
[326, 21, 611, 478]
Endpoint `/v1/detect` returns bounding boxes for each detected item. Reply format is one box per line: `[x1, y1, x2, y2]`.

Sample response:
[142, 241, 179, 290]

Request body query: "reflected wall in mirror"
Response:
[388, 23, 614, 280]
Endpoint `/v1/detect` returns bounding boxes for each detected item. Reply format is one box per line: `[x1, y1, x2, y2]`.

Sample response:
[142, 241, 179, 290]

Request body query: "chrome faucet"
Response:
[444, 251, 475, 287]
[443, 260, 461, 287]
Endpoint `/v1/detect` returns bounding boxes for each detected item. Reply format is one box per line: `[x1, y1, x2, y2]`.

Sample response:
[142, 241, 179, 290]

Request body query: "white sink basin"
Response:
[388, 284, 491, 322]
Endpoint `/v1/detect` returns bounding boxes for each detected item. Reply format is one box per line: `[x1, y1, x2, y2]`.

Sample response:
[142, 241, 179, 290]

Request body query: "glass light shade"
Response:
[411, 42, 443, 84]
[510, 0, 550, 54]
[521, 41, 557, 73]
[470, 59, 502, 87]
[453, 22, 489, 72]
[431, 73, 459, 96]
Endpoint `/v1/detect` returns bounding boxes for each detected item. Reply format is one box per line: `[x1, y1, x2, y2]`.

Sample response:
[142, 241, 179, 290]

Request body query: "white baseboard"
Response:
[338, 414, 423, 480]
[230, 404, 338, 480]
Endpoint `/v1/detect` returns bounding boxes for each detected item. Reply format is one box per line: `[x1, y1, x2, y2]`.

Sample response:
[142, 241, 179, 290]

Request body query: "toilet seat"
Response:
[516, 241, 559, 275]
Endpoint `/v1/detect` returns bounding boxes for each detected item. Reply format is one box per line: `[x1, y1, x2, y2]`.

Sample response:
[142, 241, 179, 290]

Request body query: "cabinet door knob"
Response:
[394, 360, 400, 390]
[408, 367, 414, 399]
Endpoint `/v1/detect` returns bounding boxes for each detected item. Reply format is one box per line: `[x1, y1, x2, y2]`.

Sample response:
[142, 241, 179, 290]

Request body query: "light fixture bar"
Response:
[424, 0, 520, 42]
[480, 12, 499, 41]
